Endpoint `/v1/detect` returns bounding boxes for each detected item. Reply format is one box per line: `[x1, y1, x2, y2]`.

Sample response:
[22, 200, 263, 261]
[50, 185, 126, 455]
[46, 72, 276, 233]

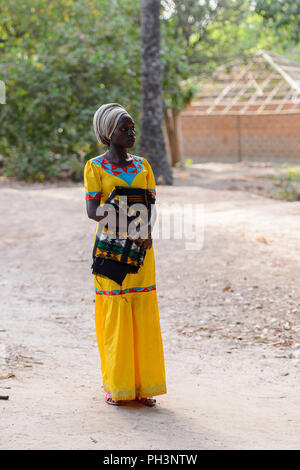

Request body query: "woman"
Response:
[84, 103, 167, 406]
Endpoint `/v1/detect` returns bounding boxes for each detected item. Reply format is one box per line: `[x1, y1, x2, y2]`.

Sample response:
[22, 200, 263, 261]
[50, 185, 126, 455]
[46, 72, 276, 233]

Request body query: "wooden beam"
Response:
[256, 80, 285, 113]
[258, 49, 300, 95]
[221, 79, 262, 114]
[206, 63, 253, 114]
[239, 74, 273, 113]
[189, 98, 300, 107]
[181, 108, 300, 116]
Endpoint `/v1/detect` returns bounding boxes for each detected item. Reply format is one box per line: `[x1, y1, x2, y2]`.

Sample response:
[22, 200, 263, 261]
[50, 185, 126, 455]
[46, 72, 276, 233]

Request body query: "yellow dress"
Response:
[84, 153, 167, 401]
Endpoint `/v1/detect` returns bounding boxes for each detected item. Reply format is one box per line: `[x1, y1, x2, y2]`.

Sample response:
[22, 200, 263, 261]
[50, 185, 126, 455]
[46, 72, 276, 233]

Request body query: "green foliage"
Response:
[256, 1, 300, 43]
[0, 0, 141, 181]
[185, 158, 194, 167]
[285, 165, 300, 180]
[160, 0, 285, 113]
[0, 0, 298, 181]
[267, 166, 300, 201]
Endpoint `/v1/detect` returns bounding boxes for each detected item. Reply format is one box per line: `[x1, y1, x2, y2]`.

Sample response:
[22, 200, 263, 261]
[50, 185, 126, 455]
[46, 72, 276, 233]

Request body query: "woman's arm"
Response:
[86, 199, 103, 222]
[86, 199, 136, 232]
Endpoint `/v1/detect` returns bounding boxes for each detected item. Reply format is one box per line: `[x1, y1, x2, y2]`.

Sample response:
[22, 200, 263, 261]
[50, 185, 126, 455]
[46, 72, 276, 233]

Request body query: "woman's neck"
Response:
[105, 144, 130, 165]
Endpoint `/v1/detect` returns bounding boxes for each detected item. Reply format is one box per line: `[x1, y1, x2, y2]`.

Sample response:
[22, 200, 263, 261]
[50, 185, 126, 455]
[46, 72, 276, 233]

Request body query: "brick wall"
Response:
[180, 112, 300, 162]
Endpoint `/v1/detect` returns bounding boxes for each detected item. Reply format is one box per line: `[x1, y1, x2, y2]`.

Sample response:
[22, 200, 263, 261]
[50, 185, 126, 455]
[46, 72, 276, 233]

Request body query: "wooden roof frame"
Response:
[187, 50, 300, 115]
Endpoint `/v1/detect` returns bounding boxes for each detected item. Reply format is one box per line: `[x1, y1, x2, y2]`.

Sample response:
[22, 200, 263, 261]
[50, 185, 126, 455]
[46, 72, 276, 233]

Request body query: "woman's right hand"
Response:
[128, 235, 152, 250]
[128, 223, 152, 250]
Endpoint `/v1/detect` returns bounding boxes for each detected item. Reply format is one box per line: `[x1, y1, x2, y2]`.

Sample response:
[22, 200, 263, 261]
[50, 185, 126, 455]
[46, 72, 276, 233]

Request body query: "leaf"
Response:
[256, 236, 268, 243]
[0, 373, 15, 380]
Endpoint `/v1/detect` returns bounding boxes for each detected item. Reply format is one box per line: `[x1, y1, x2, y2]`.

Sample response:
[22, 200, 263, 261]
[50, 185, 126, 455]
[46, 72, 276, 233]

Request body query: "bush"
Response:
[0, 0, 141, 180]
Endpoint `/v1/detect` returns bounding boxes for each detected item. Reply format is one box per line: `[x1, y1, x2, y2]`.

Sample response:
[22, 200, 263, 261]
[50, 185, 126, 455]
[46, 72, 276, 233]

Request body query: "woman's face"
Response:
[110, 114, 136, 148]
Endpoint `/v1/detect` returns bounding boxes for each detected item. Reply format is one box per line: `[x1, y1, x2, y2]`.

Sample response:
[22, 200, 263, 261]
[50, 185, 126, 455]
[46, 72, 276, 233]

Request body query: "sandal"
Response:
[135, 397, 156, 407]
[105, 391, 122, 406]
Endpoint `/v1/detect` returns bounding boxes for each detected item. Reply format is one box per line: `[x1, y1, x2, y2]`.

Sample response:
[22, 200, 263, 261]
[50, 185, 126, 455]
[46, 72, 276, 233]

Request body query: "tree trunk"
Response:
[139, 0, 173, 185]
[164, 108, 183, 167]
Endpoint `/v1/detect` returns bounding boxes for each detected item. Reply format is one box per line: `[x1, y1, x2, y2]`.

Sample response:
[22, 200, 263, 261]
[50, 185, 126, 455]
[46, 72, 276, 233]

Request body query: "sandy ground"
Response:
[1, 162, 300, 450]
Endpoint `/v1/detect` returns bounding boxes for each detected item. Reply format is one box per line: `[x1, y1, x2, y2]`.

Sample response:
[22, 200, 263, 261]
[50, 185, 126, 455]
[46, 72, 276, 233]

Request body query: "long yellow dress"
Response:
[84, 153, 167, 401]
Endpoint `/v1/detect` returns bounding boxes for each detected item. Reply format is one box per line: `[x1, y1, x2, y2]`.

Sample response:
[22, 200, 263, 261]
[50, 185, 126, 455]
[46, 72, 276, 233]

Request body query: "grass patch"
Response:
[267, 165, 300, 201]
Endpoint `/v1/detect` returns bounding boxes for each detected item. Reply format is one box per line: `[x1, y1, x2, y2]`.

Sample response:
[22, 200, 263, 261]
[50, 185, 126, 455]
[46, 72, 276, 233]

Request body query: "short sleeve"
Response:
[84, 159, 102, 201]
[144, 158, 156, 200]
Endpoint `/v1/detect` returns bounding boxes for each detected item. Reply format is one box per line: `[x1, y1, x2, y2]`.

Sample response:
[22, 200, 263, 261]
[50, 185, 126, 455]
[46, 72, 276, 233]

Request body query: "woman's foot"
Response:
[105, 391, 122, 406]
[135, 397, 156, 407]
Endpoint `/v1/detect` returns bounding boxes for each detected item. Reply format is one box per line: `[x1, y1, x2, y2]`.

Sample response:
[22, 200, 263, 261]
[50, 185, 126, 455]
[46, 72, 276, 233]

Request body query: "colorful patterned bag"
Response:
[91, 186, 155, 285]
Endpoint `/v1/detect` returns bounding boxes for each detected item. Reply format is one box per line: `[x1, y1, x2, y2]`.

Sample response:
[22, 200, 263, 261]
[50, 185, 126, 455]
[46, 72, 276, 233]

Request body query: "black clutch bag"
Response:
[92, 254, 134, 285]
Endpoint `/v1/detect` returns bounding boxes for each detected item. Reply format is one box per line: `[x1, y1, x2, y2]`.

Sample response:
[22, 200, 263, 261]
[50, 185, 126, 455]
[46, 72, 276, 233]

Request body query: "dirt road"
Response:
[1, 163, 300, 449]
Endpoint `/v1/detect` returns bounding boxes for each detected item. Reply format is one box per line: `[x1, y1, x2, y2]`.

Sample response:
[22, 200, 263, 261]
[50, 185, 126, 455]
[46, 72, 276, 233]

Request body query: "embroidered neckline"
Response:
[102, 154, 134, 168]
[95, 284, 156, 296]
[92, 154, 144, 186]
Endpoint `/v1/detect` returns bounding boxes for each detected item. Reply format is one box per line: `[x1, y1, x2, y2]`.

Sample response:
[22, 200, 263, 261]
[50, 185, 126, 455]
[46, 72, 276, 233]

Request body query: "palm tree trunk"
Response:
[139, 0, 173, 185]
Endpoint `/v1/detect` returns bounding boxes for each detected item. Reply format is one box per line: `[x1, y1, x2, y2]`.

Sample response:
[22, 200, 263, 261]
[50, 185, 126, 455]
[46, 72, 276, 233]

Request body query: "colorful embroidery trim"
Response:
[92, 154, 143, 186]
[85, 191, 101, 200]
[103, 381, 167, 401]
[148, 188, 156, 197]
[95, 284, 156, 296]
